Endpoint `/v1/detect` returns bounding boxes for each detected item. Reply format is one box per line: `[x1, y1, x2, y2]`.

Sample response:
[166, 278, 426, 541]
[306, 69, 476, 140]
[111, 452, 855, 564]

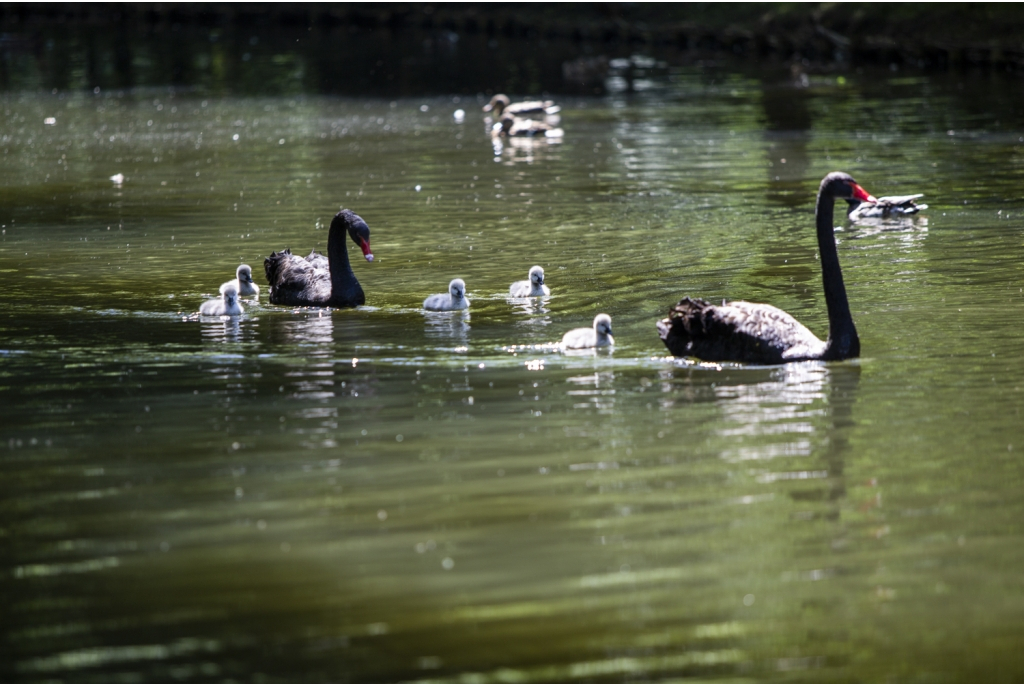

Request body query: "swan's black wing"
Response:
[657, 297, 825, 364]
[264, 249, 331, 306]
[305, 250, 329, 270]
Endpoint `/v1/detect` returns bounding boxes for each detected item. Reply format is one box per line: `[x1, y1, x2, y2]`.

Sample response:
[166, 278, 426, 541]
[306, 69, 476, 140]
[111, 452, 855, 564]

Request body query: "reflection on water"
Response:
[422, 310, 471, 346]
[3, 62, 1024, 681]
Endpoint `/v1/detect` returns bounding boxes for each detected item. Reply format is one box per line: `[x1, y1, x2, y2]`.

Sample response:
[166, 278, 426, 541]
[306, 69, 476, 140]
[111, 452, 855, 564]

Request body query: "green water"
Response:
[3, 67, 1024, 681]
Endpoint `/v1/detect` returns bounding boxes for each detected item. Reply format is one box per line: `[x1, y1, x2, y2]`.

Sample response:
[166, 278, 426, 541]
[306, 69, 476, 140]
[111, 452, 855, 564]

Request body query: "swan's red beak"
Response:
[359, 238, 373, 262]
[851, 182, 876, 203]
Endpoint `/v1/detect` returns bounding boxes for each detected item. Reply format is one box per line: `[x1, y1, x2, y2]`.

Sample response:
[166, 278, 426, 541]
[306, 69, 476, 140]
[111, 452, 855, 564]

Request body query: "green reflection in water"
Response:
[3, 66, 1024, 681]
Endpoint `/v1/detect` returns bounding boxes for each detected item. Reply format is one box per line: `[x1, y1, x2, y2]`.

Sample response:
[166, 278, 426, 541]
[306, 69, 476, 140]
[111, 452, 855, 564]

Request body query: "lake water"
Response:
[3, 62, 1024, 681]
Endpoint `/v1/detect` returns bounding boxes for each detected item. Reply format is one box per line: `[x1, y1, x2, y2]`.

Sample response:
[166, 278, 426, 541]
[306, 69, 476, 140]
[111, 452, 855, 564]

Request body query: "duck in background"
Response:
[846, 193, 927, 221]
[483, 94, 561, 119]
[492, 114, 564, 139]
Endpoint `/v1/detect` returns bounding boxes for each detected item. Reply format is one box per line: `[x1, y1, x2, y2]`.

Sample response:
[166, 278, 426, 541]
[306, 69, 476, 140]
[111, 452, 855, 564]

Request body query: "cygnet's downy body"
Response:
[509, 265, 550, 297]
[200, 282, 244, 316]
[230, 264, 260, 298]
[424, 279, 469, 311]
[561, 313, 614, 349]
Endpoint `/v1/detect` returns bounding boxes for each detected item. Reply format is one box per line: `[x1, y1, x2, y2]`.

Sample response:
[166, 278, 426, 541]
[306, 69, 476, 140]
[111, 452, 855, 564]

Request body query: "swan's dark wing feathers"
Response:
[265, 249, 330, 305]
[305, 250, 329, 270]
[657, 297, 825, 364]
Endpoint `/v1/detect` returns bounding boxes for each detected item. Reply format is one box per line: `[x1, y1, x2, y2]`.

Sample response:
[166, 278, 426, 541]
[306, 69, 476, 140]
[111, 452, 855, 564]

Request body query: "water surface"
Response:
[3, 66, 1024, 681]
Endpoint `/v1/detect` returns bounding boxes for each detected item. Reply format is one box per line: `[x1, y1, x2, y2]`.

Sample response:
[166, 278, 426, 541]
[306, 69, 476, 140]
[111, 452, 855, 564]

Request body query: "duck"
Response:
[483, 94, 561, 118]
[509, 265, 550, 297]
[846, 193, 927, 221]
[229, 264, 260, 298]
[200, 282, 244, 316]
[561, 314, 614, 349]
[424, 279, 469, 311]
[264, 209, 373, 308]
[656, 171, 874, 364]
[493, 114, 564, 139]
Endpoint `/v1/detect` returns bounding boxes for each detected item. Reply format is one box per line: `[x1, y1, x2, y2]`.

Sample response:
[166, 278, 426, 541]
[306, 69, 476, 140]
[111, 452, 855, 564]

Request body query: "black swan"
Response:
[483, 94, 560, 117]
[656, 171, 873, 364]
[423, 279, 469, 311]
[200, 283, 243, 316]
[230, 264, 260, 298]
[562, 314, 614, 349]
[264, 209, 373, 308]
[846, 193, 927, 221]
[509, 266, 550, 297]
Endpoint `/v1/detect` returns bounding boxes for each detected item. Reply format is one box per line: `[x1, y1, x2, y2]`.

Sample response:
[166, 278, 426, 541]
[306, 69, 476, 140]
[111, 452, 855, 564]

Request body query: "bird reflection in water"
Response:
[492, 134, 563, 166]
[422, 310, 471, 345]
[711, 362, 861, 509]
[846, 215, 929, 249]
[566, 371, 616, 413]
[200, 315, 245, 343]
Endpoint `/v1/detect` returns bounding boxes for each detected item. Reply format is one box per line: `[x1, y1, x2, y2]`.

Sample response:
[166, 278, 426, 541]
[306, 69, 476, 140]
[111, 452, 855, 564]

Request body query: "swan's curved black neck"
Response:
[816, 189, 859, 360]
[326, 214, 362, 305]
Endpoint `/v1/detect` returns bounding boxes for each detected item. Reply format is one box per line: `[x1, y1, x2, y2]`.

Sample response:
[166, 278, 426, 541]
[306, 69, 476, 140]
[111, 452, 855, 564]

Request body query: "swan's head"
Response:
[483, 94, 510, 115]
[823, 172, 876, 203]
[220, 283, 239, 305]
[236, 264, 254, 284]
[335, 209, 374, 262]
[593, 313, 613, 337]
[449, 278, 466, 300]
[529, 265, 545, 287]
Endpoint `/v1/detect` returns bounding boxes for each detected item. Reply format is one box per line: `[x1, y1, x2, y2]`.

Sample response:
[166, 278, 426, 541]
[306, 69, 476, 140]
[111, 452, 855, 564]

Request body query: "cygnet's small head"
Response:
[529, 265, 545, 286]
[449, 278, 466, 300]
[593, 313, 613, 337]
[237, 264, 254, 284]
[220, 283, 239, 306]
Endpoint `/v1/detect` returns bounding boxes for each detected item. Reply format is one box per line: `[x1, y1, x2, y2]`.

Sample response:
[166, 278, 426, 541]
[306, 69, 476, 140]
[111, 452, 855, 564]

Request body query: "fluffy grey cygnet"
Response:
[561, 313, 614, 349]
[230, 264, 260, 298]
[423, 279, 469, 311]
[509, 265, 550, 297]
[200, 282, 244, 316]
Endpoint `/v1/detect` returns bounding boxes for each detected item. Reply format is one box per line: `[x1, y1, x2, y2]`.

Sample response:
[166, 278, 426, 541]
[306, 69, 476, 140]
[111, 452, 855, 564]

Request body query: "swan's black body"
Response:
[657, 171, 872, 364]
[264, 209, 372, 308]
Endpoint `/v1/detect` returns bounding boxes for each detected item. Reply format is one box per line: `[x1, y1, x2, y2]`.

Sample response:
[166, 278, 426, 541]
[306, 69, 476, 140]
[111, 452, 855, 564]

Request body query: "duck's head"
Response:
[334, 209, 374, 262]
[529, 265, 545, 287]
[498, 114, 516, 135]
[593, 313, 613, 337]
[483, 94, 510, 115]
[237, 264, 254, 284]
[449, 278, 466, 300]
[822, 171, 875, 203]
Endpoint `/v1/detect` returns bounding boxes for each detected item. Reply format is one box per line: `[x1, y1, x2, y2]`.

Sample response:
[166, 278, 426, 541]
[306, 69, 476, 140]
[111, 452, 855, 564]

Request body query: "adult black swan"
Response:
[656, 171, 874, 364]
[264, 209, 373, 307]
